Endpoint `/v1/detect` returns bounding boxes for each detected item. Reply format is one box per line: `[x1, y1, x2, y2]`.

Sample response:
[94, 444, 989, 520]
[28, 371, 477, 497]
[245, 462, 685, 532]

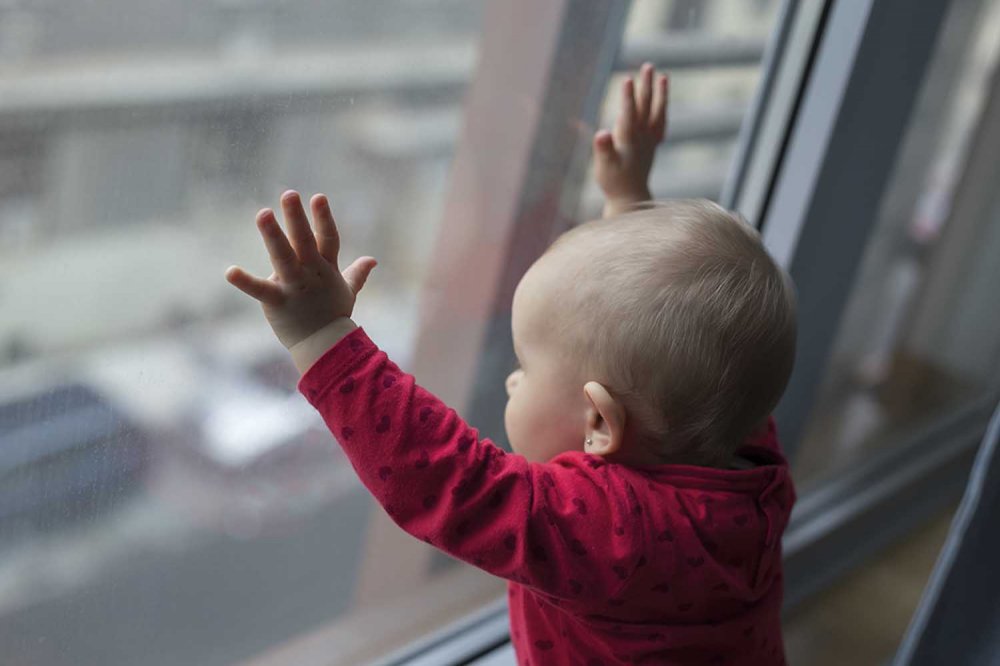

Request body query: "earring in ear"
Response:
[585, 437, 593, 447]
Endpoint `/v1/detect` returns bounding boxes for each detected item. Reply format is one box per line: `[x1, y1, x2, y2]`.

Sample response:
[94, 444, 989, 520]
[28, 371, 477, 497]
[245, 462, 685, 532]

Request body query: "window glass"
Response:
[0, 2, 490, 665]
[792, 0, 1000, 488]
[578, 0, 784, 218]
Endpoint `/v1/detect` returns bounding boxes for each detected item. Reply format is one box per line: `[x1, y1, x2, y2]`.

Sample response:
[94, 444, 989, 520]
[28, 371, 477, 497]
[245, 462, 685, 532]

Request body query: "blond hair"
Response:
[543, 199, 797, 464]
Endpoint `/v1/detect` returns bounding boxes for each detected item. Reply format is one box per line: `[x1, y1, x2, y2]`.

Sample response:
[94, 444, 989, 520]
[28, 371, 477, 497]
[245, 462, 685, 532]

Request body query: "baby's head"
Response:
[504, 199, 796, 467]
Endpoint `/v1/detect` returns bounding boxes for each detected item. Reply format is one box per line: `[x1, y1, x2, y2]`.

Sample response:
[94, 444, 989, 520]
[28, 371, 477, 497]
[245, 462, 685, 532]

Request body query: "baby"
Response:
[225, 64, 797, 665]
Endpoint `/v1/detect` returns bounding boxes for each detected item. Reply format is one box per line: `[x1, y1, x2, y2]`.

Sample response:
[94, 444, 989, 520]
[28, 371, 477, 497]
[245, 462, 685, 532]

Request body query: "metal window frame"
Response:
[721, 0, 831, 223]
[741, 0, 1000, 624]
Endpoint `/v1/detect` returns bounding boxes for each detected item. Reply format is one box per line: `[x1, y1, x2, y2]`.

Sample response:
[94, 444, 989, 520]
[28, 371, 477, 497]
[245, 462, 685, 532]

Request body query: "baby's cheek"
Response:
[503, 397, 522, 454]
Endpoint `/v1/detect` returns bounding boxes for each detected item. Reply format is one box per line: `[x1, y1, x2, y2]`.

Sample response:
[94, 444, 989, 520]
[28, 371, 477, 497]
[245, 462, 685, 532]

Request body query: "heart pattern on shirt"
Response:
[348, 337, 364, 351]
[571, 498, 588, 515]
[452, 477, 475, 502]
[339, 378, 355, 393]
[375, 415, 391, 433]
[457, 435, 475, 452]
[377, 466, 392, 480]
[414, 450, 430, 469]
[381, 374, 397, 389]
[341, 426, 354, 441]
[419, 406, 433, 422]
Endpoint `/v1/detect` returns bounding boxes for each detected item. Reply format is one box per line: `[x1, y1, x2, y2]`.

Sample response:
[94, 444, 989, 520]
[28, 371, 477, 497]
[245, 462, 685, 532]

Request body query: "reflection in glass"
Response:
[0, 2, 486, 664]
[793, 0, 1000, 488]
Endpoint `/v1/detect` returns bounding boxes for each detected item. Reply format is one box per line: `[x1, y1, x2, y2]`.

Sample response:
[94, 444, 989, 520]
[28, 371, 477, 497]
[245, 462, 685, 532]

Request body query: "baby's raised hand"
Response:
[594, 63, 668, 217]
[225, 190, 377, 352]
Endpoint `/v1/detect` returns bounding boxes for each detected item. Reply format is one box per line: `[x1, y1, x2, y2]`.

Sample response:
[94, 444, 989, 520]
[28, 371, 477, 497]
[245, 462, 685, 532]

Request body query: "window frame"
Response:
[744, 0, 1000, 618]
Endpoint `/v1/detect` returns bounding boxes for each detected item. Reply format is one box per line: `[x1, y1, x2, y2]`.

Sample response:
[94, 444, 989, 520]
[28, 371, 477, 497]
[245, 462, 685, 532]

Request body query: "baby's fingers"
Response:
[650, 73, 669, 142]
[593, 130, 620, 164]
[257, 208, 302, 282]
[342, 256, 378, 296]
[280, 190, 322, 264]
[636, 63, 653, 123]
[225, 265, 284, 305]
[310, 193, 340, 267]
[615, 77, 637, 145]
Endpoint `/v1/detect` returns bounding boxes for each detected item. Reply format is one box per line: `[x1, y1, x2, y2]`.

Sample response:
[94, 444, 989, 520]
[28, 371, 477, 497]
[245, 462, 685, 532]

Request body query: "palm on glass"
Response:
[224, 190, 377, 350]
[594, 63, 669, 217]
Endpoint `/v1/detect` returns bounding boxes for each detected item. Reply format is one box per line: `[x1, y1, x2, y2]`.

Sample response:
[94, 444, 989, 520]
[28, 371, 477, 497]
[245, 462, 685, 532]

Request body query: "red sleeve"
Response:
[297, 327, 643, 602]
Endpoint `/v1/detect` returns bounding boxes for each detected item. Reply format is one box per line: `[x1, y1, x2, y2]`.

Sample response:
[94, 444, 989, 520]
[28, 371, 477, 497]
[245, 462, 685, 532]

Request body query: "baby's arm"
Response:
[226, 192, 643, 604]
[297, 327, 644, 604]
[593, 63, 668, 218]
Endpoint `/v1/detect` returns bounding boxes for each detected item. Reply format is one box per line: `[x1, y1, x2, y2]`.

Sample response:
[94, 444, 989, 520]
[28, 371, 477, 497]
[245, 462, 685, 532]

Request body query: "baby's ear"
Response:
[583, 381, 626, 456]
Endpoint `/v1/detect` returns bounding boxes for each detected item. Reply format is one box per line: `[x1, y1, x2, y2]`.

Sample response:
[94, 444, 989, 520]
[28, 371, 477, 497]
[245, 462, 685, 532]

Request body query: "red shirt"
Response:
[298, 327, 795, 665]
